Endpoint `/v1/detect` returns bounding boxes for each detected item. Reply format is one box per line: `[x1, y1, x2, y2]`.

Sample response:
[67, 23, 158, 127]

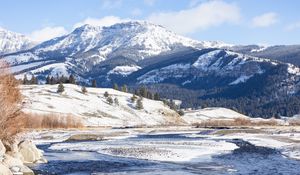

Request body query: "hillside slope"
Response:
[21, 84, 183, 127]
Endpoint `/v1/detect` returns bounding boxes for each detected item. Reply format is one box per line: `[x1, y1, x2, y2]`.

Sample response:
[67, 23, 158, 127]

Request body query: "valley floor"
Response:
[26, 126, 300, 175]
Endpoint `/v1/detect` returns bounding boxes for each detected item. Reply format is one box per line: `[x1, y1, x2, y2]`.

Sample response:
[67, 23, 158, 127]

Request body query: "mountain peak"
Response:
[0, 27, 35, 55]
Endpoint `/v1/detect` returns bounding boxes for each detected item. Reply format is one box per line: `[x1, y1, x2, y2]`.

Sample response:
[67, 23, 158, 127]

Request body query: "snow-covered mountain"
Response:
[2, 21, 300, 117]
[131, 49, 300, 91]
[0, 27, 35, 55]
[2, 21, 212, 81]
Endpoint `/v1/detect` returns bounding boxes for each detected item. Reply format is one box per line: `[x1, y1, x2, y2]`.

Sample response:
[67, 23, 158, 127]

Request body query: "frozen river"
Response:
[28, 129, 300, 175]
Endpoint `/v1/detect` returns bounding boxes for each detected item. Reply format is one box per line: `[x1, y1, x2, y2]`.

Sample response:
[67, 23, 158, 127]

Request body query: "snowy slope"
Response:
[182, 108, 249, 124]
[0, 27, 35, 55]
[21, 84, 183, 127]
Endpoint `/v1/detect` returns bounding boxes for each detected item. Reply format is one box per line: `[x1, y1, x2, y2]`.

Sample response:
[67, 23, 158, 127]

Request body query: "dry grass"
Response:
[288, 118, 300, 126]
[24, 113, 84, 129]
[195, 117, 280, 128]
[251, 118, 278, 126]
[0, 62, 24, 144]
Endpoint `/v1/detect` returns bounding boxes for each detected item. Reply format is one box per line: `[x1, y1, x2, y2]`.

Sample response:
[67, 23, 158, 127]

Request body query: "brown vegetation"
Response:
[0, 62, 24, 143]
[288, 118, 300, 126]
[195, 117, 280, 128]
[24, 113, 84, 129]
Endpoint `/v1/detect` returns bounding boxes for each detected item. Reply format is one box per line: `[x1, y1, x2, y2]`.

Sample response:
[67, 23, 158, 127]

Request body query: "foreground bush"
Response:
[24, 113, 84, 129]
[0, 63, 24, 143]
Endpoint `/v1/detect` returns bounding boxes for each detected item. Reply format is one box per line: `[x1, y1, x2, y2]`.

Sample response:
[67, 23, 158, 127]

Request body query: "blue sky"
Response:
[1, 0, 300, 45]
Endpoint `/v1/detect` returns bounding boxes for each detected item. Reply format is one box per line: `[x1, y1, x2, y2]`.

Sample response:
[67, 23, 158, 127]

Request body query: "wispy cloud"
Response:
[73, 16, 130, 29]
[251, 12, 278, 28]
[286, 21, 300, 31]
[131, 8, 142, 16]
[147, 0, 241, 34]
[29, 26, 67, 42]
[188, 0, 206, 7]
[144, 0, 156, 6]
[101, 0, 123, 9]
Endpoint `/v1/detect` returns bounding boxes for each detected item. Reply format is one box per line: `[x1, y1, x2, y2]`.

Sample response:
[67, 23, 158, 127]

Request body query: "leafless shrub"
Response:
[287, 118, 300, 126]
[0, 62, 24, 143]
[233, 117, 252, 126]
[252, 118, 278, 126]
[195, 117, 278, 127]
[24, 113, 84, 129]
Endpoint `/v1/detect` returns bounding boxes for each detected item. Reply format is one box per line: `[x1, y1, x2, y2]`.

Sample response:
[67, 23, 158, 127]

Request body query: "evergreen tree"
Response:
[114, 97, 119, 106]
[177, 110, 185, 116]
[154, 93, 160, 101]
[121, 84, 128, 92]
[136, 98, 144, 110]
[131, 94, 137, 103]
[134, 89, 140, 96]
[57, 83, 65, 93]
[92, 80, 97, 87]
[104, 91, 109, 98]
[46, 75, 51, 84]
[50, 76, 55, 85]
[113, 83, 119, 91]
[147, 91, 153, 99]
[69, 74, 76, 84]
[23, 74, 28, 85]
[169, 99, 177, 110]
[107, 96, 113, 105]
[81, 86, 87, 94]
[139, 86, 147, 98]
[30, 74, 37, 84]
[59, 75, 67, 83]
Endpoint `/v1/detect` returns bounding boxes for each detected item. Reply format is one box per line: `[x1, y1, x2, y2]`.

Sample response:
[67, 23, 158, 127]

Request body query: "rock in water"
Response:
[18, 140, 45, 163]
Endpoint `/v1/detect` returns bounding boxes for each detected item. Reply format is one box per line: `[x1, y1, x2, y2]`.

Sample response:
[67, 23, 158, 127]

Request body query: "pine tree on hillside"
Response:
[154, 93, 160, 101]
[114, 97, 119, 106]
[169, 99, 177, 110]
[30, 74, 38, 84]
[69, 74, 76, 84]
[121, 85, 128, 92]
[107, 96, 113, 105]
[131, 94, 137, 102]
[23, 74, 28, 85]
[136, 98, 144, 110]
[57, 83, 65, 93]
[177, 110, 185, 116]
[59, 75, 67, 83]
[81, 86, 87, 94]
[147, 91, 153, 100]
[134, 89, 140, 96]
[50, 76, 55, 85]
[113, 83, 119, 91]
[92, 80, 97, 87]
[46, 75, 51, 84]
[139, 86, 147, 98]
[104, 91, 109, 98]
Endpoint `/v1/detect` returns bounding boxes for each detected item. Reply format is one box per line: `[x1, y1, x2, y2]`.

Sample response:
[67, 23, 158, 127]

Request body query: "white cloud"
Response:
[144, 0, 156, 6]
[29, 26, 68, 42]
[73, 16, 129, 29]
[286, 22, 300, 31]
[251, 12, 278, 28]
[131, 8, 142, 16]
[188, 0, 205, 7]
[147, 0, 240, 35]
[101, 0, 123, 9]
